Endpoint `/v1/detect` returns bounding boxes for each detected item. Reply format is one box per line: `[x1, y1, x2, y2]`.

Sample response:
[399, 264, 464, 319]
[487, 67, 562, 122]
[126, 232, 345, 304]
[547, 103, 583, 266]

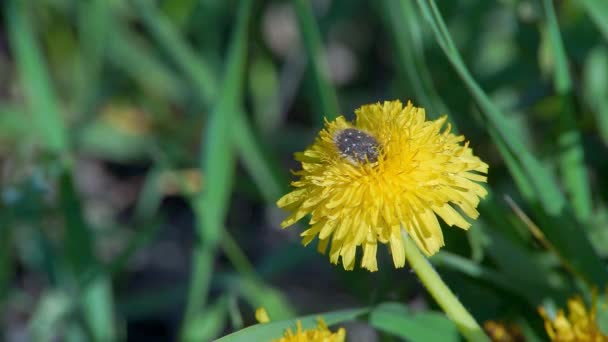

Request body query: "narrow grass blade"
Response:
[182, 296, 228, 341]
[249, 56, 282, 138]
[6, 0, 68, 153]
[232, 111, 286, 202]
[76, 0, 109, 115]
[541, 0, 592, 222]
[0, 105, 30, 139]
[236, 275, 296, 321]
[416, 0, 565, 215]
[182, 0, 253, 332]
[381, 0, 450, 122]
[28, 291, 74, 341]
[293, 0, 340, 124]
[580, 0, 608, 41]
[161, 0, 198, 29]
[132, 0, 217, 107]
[583, 46, 608, 145]
[107, 25, 185, 101]
[59, 172, 117, 341]
[415, 0, 608, 285]
[216, 308, 368, 342]
[369, 303, 458, 342]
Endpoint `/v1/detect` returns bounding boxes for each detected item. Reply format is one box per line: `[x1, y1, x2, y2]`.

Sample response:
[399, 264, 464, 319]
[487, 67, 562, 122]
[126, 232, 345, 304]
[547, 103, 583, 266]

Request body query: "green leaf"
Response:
[369, 302, 459, 342]
[6, 0, 68, 153]
[216, 308, 368, 342]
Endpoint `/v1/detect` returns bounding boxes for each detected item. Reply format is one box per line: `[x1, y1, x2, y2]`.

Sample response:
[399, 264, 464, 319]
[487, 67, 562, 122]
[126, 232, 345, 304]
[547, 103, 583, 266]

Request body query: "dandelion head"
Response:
[255, 308, 345, 342]
[273, 319, 346, 342]
[539, 295, 608, 341]
[277, 100, 489, 271]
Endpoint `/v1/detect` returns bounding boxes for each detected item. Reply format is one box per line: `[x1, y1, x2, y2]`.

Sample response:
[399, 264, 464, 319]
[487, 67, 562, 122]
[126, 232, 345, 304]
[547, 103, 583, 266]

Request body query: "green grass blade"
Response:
[580, 0, 608, 41]
[542, 0, 571, 94]
[216, 308, 368, 342]
[249, 56, 282, 138]
[293, 0, 340, 124]
[133, 0, 217, 107]
[583, 46, 608, 145]
[59, 172, 117, 341]
[76, 0, 109, 115]
[182, 296, 228, 341]
[381, 0, 450, 122]
[369, 303, 458, 342]
[107, 25, 186, 101]
[415, 0, 608, 285]
[541, 0, 592, 221]
[235, 275, 296, 321]
[182, 0, 253, 332]
[232, 111, 286, 202]
[416, 0, 565, 215]
[415, 0, 558, 207]
[6, 0, 68, 153]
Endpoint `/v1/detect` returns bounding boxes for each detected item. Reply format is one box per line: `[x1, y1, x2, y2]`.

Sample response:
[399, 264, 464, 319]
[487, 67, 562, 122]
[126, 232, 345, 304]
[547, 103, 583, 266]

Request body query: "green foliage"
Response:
[2, 0, 608, 341]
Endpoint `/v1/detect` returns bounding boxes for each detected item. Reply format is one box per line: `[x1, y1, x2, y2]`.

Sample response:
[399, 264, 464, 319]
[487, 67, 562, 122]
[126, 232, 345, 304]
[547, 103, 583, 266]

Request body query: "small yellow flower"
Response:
[539, 295, 608, 341]
[277, 100, 488, 271]
[255, 307, 346, 342]
[256, 307, 271, 324]
[273, 319, 345, 342]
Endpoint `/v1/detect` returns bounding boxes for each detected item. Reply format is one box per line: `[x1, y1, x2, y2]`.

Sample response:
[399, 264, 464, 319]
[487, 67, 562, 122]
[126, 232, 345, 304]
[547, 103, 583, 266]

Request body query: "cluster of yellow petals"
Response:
[539, 296, 608, 341]
[256, 308, 346, 342]
[277, 100, 488, 271]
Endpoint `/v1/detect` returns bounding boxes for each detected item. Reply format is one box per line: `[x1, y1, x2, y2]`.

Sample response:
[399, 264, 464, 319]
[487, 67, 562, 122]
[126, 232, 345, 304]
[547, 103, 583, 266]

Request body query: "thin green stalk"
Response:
[232, 111, 286, 202]
[7, 0, 68, 153]
[542, 0, 592, 222]
[402, 232, 490, 342]
[221, 232, 260, 283]
[382, 0, 450, 122]
[181, 0, 253, 336]
[293, 0, 340, 124]
[580, 0, 608, 41]
[133, 0, 217, 107]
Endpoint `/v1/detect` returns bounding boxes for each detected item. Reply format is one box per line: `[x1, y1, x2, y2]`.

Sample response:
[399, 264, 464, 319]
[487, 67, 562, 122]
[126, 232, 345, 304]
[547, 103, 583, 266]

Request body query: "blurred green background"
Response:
[2, 0, 608, 341]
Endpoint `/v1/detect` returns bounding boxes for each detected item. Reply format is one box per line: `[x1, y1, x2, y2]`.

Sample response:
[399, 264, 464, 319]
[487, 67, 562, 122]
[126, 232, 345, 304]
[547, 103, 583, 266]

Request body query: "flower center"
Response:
[334, 128, 380, 163]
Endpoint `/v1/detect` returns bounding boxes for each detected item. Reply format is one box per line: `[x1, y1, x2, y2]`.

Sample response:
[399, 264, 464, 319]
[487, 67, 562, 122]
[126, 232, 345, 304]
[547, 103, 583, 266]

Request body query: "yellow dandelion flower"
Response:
[277, 100, 488, 271]
[539, 295, 608, 341]
[272, 319, 346, 342]
[255, 307, 346, 342]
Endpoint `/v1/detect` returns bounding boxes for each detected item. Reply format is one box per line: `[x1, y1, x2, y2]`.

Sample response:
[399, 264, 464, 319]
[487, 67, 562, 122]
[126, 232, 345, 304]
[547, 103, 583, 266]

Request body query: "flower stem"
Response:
[402, 232, 490, 342]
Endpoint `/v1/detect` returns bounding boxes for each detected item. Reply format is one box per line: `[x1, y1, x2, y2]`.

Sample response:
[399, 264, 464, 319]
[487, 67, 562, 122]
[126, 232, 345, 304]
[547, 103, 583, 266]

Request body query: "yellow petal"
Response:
[390, 226, 406, 268]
